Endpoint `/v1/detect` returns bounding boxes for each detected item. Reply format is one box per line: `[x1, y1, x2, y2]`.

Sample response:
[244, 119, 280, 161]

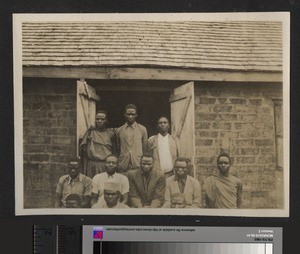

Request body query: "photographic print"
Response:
[14, 13, 289, 216]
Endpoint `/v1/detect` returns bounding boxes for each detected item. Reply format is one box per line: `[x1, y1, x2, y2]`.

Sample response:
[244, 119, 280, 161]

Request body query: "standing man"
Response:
[80, 110, 117, 178]
[147, 116, 178, 178]
[116, 104, 148, 173]
[54, 159, 92, 208]
[203, 153, 243, 209]
[91, 154, 129, 207]
[92, 182, 129, 209]
[128, 154, 166, 208]
[163, 157, 201, 208]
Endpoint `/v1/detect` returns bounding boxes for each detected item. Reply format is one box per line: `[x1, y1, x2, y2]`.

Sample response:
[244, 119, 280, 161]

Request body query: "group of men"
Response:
[55, 104, 243, 209]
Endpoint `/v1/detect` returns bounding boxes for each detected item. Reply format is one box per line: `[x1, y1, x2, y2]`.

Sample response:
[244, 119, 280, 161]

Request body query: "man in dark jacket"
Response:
[128, 154, 165, 208]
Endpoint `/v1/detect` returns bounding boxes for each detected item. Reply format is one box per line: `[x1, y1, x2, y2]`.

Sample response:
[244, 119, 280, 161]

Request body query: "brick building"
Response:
[22, 21, 284, 209]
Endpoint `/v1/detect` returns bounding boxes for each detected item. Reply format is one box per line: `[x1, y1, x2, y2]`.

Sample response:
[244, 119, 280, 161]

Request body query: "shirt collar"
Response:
[125, 121, 137, 128]
[216, 172, 229, 178]
[174, 174, 187, 182]
[158, 133, 169, 138]
[105, 172, 116, 178]
[140, 169, 153, 177]
[66, 173, 83, 184]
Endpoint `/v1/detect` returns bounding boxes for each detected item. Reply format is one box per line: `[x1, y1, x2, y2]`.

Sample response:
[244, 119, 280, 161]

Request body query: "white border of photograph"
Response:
[14, 12, 290, 216]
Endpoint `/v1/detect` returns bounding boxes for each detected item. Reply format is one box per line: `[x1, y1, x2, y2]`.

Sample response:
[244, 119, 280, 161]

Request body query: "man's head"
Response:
[171, 193, 186, 208]
[174, 157, 189, 178]
[140, 154, 154, 175]
[103, 182, 120, 208]
[157, 116, 170, 135]
[68, 159, 81, 179]
[95, 110, 108, 130]
[65, 194, 81, 208]
[124, 104, 137, 125]
[217, 153, 231, 176]
[105, 155, 118, 175]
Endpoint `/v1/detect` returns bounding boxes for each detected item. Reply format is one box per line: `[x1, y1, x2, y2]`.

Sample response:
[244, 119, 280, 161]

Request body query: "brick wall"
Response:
[194, 82, 283, 208]
[23, 78, 283, 209]
[23, 78, 77, 208]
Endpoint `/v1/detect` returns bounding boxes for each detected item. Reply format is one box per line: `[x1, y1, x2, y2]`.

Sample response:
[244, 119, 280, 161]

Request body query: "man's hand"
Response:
[89, 124, 96, 130]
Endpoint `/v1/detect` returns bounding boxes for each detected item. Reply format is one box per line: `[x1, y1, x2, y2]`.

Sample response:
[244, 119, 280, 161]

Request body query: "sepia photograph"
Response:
[14, 13, 289, 216]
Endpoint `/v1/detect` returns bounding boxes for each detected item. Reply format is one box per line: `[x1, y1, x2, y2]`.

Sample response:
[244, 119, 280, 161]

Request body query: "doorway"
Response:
[77, 80, 196, 173]
[96, 90, 171, 137]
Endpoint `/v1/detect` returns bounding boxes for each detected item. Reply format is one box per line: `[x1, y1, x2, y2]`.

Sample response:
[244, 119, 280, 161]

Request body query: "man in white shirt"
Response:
[147, 116, 179, 178]
[91, 155, 129, 207]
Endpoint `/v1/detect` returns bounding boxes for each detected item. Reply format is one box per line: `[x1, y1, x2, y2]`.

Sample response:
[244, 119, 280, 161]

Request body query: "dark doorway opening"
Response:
[96, 91, 171, 137]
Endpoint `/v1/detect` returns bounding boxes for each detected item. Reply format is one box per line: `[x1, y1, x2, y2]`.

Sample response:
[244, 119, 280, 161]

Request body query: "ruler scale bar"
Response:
[33, 226, 281, 254]
[57, 225, 82, 254]
[33, 225, 57, 254]
[33, 225, 82, 254]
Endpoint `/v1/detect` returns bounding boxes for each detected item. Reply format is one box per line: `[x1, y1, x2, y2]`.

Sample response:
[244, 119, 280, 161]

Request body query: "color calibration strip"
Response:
[93, 242, 273, 254]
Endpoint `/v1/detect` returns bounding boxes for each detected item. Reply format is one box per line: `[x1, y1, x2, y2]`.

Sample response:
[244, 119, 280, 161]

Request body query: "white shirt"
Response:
[157, 133, 173, 173]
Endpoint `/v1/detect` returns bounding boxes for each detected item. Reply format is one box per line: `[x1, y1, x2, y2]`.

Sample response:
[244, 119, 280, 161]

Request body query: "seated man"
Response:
[128, 154, 166, 208]
[65, 194, 81, 208]
[203, 153, 243, 209]
[92, 182, 129, 208]
[162, 157, 201, 208]
[91, 155, 129, 207]
[54, 159, 92, 208]
[170, 193, 186, 208]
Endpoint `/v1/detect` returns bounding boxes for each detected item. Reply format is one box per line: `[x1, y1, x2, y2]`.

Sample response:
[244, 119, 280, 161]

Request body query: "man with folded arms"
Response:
[80, 110, 117, 178]
[203, 153, 243, 209]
